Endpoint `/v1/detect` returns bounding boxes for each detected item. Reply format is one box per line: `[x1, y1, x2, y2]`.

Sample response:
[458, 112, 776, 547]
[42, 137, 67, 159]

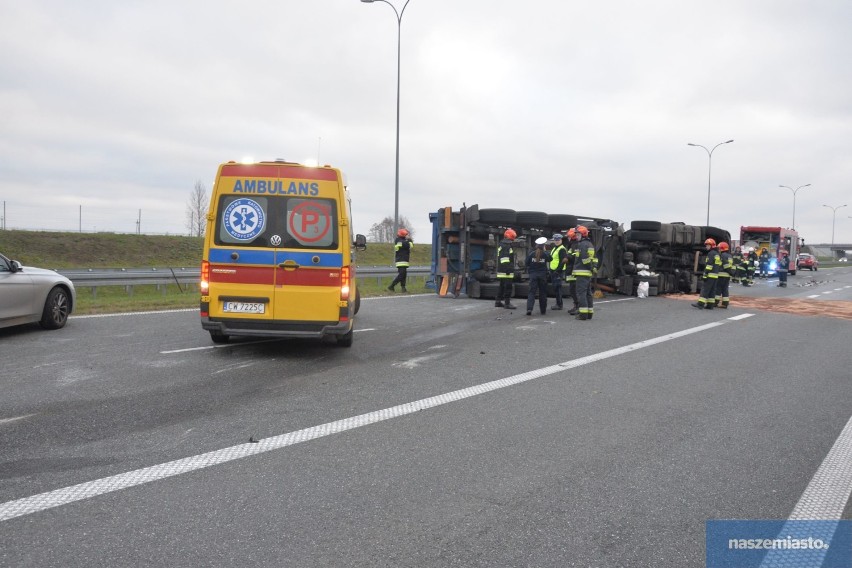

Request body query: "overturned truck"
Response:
[429, 205, 731, 299]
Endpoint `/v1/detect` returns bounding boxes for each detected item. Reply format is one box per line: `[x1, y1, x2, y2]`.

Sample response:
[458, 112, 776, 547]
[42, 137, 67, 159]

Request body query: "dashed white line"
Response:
[0, 315, 751, 522]
[807, 294, 821, 299]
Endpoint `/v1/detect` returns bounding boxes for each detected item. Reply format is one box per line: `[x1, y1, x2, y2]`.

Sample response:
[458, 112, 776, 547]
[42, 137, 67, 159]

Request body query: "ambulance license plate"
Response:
[222, 301, 265, 314]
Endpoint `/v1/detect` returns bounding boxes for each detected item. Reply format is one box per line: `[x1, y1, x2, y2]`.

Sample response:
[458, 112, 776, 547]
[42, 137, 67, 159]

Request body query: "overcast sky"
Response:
[1, 1, 851, 246]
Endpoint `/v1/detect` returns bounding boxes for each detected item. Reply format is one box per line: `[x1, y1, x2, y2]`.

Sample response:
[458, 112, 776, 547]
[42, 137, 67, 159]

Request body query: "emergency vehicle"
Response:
[200, 160, 366, 347]
[739, 226, 802, 275]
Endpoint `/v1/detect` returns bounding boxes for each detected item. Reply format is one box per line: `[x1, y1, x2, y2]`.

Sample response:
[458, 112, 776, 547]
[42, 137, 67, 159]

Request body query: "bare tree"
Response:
[186, 180, 209, 237]
[368, 215, 414, 243]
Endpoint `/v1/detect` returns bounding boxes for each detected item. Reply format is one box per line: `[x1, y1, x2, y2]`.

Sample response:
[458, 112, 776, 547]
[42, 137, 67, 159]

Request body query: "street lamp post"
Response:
[361, 0, 411, 234]
[688, 139, 734, 226]
[779, 184, 811, 230]
[822, 204, 848, 247]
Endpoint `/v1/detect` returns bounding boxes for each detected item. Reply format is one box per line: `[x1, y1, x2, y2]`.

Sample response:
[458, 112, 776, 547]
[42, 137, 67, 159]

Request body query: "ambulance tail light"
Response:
[340, 266, 350, 301]
[200, 260, 210, 295]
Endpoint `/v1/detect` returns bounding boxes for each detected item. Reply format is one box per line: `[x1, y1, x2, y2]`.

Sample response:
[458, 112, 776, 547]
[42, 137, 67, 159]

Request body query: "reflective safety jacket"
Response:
[703, 248, 722, 279]
[572, 238, 597, 278]
[778, 256, 790, 273]
[732, 252, 744, 270]
[394, 237, 412, 267]
[496, 239, 515, 279]
[565, 242, 578, 281]
[549, 244, 568, 273]
[747, 251, 758, 270]
[719, 251, 733, 277]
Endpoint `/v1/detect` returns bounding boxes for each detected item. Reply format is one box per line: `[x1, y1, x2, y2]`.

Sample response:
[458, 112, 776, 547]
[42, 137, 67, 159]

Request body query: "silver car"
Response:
[0, 252, 76, 330]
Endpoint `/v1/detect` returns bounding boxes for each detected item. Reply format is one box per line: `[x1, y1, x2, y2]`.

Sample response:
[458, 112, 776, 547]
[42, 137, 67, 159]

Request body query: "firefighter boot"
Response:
[504, 302, 517, 310]
[401, 286, 407, 293]
[577, 313, 588, 321]
[587, 312, 593, 320]
[721, 301, 729, 309]
[567, 304, 579, 315]
[494, 301, 504, 307]
[387, 284, 395, 292]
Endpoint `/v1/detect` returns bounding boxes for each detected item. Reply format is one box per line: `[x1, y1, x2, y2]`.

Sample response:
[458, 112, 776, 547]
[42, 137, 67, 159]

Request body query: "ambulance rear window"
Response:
[214, 195, 338, 249]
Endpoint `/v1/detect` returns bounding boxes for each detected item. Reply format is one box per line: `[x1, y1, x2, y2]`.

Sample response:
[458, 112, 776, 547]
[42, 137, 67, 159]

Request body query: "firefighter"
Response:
[565, 228, 580, 315]
[495, 228, 518, 309]
[692, 238, 721, 309]
[777, 251, 790, 287]
[744, 247, 758, 286]
[525, 236, 552, 316]
[573, 225, 597, 320]
[731, 246, 744, 284]
[388, 228, 412, 292]
[716, 242, 733, 308]
[758, 247, 771, 278]
[548, 232, 569, 310]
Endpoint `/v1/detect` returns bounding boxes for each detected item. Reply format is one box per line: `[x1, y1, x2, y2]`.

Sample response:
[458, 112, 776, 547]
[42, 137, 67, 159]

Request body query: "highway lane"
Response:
[1, 289, 851, 567]
[733, 265, 852, 301]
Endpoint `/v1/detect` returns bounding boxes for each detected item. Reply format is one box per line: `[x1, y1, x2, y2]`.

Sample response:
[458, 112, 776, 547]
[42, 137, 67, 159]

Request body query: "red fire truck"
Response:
[739, 226, 802, 275]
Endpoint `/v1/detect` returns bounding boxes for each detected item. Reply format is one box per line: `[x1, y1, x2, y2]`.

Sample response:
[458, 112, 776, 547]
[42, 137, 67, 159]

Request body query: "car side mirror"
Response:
[354, 234, 367, 251]
[10, 260, 22, 273]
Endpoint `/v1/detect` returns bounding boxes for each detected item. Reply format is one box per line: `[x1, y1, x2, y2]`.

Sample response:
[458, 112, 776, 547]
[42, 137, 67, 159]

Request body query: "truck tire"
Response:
[513, 282, 530, 298]
[479, 282, 500, 299]
[631, 220, 662, 231]
[478, 208, 517, 225]
[547, 214, 578, 230]
[516, 211, 549, 228]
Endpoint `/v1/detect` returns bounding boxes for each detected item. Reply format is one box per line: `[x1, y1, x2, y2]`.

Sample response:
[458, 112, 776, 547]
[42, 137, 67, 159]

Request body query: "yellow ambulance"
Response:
[200, 160, 366, 347]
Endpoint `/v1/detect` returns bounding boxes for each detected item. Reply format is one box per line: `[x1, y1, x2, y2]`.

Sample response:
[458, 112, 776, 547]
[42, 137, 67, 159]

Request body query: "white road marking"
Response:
[0, 414, 37, 426]
[0, 315, 748, 522]
[822, 291, 833, 295]
[834, 288, 844, 291]
[727, 314, 755, 321]
[759, 414, 852, 567]
[807, 294, 821, 299]
[73, 308, 196, 319]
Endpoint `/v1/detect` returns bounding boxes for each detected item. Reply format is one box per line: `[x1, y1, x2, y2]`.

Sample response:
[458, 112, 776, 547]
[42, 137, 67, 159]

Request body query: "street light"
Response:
[822, 204, 848, 247]
[688, 139, 734, 226]
[779, 183, 811, 230]
[361, 0, 412, 234]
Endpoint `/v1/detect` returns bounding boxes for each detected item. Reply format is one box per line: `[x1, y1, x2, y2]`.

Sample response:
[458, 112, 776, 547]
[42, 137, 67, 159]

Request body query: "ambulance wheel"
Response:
[210, 331, 230, 344]
[337, 329, 354, 347]
[353, 288, 361, 315]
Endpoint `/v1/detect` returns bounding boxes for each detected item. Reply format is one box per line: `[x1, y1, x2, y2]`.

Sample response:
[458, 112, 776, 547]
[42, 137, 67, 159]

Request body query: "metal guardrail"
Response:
[60, 266, 431, 288]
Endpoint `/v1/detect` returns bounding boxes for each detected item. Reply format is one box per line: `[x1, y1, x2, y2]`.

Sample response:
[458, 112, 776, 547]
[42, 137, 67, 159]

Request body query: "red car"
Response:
[797, 253, 819, 271]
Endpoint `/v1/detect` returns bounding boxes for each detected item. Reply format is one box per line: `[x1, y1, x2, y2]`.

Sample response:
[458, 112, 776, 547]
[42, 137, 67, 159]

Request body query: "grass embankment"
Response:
[0, 230, 432, 314]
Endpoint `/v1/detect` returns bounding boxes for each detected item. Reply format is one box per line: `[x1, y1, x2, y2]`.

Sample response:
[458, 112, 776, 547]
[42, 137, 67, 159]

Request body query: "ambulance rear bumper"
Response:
[201, 317, 352, 339]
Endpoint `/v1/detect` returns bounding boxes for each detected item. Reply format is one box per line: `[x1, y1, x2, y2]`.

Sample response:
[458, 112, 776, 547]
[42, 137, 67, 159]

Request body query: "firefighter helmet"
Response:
[503, 228, 517, 240]
[576, 225, 589, 237]
[718, 242, 729, 251]
[397, 228, 409, 238]
[704, 238, 716, 247]
[567, 228, 576, 240]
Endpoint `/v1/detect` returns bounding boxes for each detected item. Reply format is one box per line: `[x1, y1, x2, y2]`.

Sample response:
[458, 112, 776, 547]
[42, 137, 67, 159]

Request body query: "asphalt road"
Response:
[1, 267, 851, 567]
